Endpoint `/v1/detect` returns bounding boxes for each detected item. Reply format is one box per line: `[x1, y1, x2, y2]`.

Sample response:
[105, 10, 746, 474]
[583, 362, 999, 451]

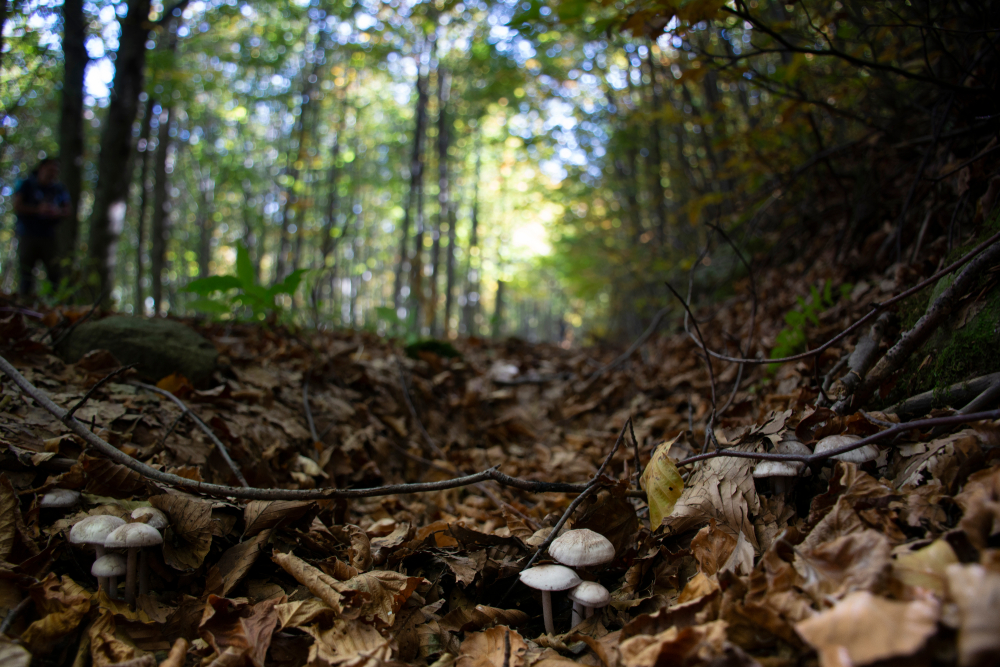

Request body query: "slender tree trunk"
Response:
[86, 0, 152, 303]
[150, 105, 174, 316]
[644, 43, 668, 249]
[241, 183, 258, 280]
[462, 149, 481, 335]
[132, 97, 154, 315]
[492, 279, 505, 339]
[430, 66, 451, 336]
[57, 0, 87, 263]
[393, 40, 429, 311]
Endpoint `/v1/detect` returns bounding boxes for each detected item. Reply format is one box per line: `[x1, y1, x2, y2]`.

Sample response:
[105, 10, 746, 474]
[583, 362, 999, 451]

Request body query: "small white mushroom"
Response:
[130, 508, 168, 595]
[39, 488, 80, 510]
[567, 581, 610, 627]
[69, 515, 126, 597]
[814, 434, 879, 464]
[754, 438, 811, 494]
[548, 529, 615, 569]
[92, 554, 127, 600]
[105, 523, 163, 607]
[519, 564, 581, 635]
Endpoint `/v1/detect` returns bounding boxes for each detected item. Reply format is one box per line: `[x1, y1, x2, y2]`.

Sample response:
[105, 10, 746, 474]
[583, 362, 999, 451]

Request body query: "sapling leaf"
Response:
[182, 275, 243, 296]
[236, 245, 256, 291]
[640, 436, 685, 530]
[186, 298, 233, 315]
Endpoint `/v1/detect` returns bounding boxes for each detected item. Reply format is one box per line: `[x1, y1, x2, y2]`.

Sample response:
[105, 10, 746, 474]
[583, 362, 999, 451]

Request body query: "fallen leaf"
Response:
[272, 551, 358, 614]
[439, 605, 529, 632]
[640, 436, 685, 530]
[199, 595, 284, 667]
[0, 637, 31, 667]
[303, 618, 392, 666]
[150, 493, 214, 570]
[456, 626, 527, 667]
[344, 569, 425, 625]
[892, 539, 958, 596]
[22, 574, 92, 655]
[205, 530, 273, 597]
[0, 475, 18, 561]
[89, 608, 140, 666]
[945, 563, 1000, 667]
[619, 619, 729, 667]
[243, 500, 313, 537]
[794, 591, 938, 666]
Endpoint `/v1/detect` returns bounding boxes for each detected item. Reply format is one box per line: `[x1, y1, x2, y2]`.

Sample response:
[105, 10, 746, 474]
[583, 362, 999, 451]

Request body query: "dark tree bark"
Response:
[430, 66, 451, 336]
[57, 0, 87, 263]
[86, 0, 152, 303]
[492, 279, 505, 339]
[150, 105, 174, 316]
[132, 97, 155, 315]
[461, 149, 481, 335]
[393, 39, 429, 311]
[644, 44, 668, 249]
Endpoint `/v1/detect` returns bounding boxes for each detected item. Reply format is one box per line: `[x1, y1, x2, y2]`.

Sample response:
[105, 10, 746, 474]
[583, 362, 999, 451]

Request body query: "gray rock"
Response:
[58, 316, 218, 385]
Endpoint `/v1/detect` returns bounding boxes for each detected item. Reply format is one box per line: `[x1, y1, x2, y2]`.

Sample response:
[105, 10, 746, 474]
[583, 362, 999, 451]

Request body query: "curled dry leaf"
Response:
[0, 474, 18, 561]
[619, 619, 729, 667]
[639, 436, 685, 530]
[0, 637, 31, 667]
[272, 551, 358, 614]
[205, 529, 273, 597]
[150, 493, 214, 571]
[243, 500, 313, 538]
[456, 626, 527, 667]
[794, 530, 891, 603]
[344, 569, 425, 626]
[794, 591, 938, 666]
[21, 574, 92, 655]
[89, 608, 139, 667]
[439, 605, 529, 632]
[198, 595, 284, 667]
[81, 454, 147, 498]
[303, 618, 392, 667]
[945, 563, 1000, 667]
[892, 539, 958, 596]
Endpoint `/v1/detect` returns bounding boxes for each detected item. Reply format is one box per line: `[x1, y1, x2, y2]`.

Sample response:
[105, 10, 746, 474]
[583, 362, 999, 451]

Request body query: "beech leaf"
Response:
[640, 436, 685, 529]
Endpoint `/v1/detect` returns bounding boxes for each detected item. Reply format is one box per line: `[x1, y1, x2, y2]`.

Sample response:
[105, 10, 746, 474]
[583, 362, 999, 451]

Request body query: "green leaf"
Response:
[640, 436, 685, 530]
[236, 245, 256, 291]
[186, 297, 233, 315]
[182, 275, 243, 296]
[272, 269, 307, 296]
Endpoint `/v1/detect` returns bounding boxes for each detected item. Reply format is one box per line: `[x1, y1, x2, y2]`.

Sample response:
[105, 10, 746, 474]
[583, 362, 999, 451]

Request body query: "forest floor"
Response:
[1, 222, 1000, 667]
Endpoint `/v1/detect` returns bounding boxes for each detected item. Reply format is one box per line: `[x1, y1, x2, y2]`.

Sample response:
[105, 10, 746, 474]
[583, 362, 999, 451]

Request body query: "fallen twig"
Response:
[0, 353, 637, 501]
[65, 364, 137, 421]
[887, 372, 1000, 417]
[675, 409, 1000, 468]
[666, 282, 718, 454]
[131, 382, 250, 488]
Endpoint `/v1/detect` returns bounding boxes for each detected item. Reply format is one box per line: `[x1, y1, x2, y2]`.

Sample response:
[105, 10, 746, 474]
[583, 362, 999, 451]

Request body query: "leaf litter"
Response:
[1, 253, 1000, 666]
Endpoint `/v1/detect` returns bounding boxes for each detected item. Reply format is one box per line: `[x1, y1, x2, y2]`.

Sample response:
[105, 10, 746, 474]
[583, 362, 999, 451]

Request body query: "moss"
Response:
[880, 285, 1000, 407]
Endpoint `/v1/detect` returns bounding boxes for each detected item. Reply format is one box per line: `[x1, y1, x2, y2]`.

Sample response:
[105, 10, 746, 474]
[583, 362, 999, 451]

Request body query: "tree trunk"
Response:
[57, 0, 87, 263]
[133, 97, 155, 315]
[492, 279, 505, 339]
[150, 105, 174, 316]
[644, 44, 668, 249]
[393, 40, 429, 311]
[462, 150, 481, 335]
[430, 66, 451, 336]
[86, 0, 152, 303]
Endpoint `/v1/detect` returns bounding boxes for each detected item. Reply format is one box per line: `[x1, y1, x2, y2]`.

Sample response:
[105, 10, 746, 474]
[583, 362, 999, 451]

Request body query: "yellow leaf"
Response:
[640, 436, 685, 530]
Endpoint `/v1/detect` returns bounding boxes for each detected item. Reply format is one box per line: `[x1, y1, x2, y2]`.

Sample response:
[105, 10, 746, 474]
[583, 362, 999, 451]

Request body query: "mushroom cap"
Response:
[548, 529, 615, 567]
[776, 437, 812, 456]
[105, 523, 163, 549]
[568, 581, 610, 608]
[70, 515, 127, 546]
[753, 460, 803, 478]
[814, 434, 879, 463]
[92, 553, 127, 578]
[519, 564, 581, 592]
[40, 488, 80, 508]
[130, 507, 168, 532]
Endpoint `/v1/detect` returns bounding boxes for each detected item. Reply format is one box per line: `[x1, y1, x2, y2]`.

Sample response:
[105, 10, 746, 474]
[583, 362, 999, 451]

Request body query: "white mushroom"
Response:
[39, 488, 80, 510]
[754, 437, 811, 494]
[69, 515, 126, 597]
[548, 529, 615, 569]
[519, 564, 581, 635]
[105, 523, 163, 607]
[130, 508, 169, 595]
[567, 581, 610, 627]
[92, 554, 127, 599]
[814, 434, 879, 464]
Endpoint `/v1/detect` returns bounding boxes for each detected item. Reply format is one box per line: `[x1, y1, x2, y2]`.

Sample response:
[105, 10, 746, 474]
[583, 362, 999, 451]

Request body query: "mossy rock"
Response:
[57, 316, 218, 385]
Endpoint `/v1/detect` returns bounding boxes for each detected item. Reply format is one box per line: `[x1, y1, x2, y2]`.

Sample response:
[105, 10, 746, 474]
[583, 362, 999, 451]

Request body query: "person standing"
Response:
[13, 158, 70, 297]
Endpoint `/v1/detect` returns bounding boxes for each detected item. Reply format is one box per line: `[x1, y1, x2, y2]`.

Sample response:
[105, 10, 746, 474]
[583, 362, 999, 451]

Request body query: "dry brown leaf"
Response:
[794, 591, 938, 666]
[205, 530, 273, 597]
[303, 618, 392, 666]
[892, 539, 958, 596]
[82, 454, 147, 498]
[345, 569, 425, 625]
[456, 626, 527, 667]
[619, 619, 729, 667]
[199, 595, 284, 667]
[794, 530, 891, 603]
[690, 520, 737, 576]
[501, 505, 534, 541]
[158, 638, 189, 667]
[574, 488, 640, 559]
[945, 563, 1000, 667]
[720, 531, 755, 576]
[955, 465, 1000, 551]
[276, 597, 340, 631]
[150, 493, 214, 571]
[439, 605, 529, 632]
[272, 550, 358, 614]
[89, 608, 140, 667]
[243, 500, 313, 537]
[0, 637, 31, 667]
[21, 574, 92, 655]
[348, 525, 373, 572]
[661, 440, 761, 550]
[0, 474, 18, 561]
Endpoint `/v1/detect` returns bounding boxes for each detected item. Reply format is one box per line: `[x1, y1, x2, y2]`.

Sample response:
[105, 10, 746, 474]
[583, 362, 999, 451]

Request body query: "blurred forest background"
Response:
[0, 0, 997, 344]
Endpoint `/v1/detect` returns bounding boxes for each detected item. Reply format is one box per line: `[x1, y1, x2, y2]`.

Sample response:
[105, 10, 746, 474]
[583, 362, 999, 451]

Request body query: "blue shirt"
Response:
[15, 175, 69, 239]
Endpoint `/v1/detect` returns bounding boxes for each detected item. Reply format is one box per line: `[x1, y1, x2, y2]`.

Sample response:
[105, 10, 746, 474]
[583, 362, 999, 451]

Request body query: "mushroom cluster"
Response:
[519, 528, 614, 634]
[68, 507, 166, 607]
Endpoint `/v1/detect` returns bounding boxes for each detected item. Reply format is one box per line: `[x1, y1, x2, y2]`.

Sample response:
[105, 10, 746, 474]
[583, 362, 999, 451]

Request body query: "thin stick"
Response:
[583, 307, 670, 385]
[0, 353, 636, 500]
[665, 282, 718, 454]
[0, 596, 31, 635]
[65, 364, 137, 421]
[628, 417, 642, 488]
[693, 228, 1000, 365]
[131, 382, 250, 488]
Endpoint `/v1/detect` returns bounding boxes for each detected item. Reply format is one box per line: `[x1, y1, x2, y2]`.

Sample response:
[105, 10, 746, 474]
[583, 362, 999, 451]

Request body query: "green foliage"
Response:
[182, 246, 305, 320]
[374, 306, 420, 345]
[769, 280, 852, 373]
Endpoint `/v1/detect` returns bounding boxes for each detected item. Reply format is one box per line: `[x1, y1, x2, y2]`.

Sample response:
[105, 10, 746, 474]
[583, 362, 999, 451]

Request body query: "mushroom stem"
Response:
[586, 606, 594, 619]
[125, 547, 138, 607]
[541, 591, 554, 635]
[139, 550, 150, 596]
[571, 601, 583, 628]
[108, 575, 119, 600]
[94, 544, 107, 595]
